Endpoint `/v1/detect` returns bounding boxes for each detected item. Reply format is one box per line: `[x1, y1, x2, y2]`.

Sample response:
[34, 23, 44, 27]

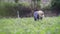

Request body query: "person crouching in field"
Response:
[33, 9, 44, 21]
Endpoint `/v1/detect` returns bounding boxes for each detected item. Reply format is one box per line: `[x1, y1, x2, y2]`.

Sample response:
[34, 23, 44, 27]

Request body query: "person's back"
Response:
[34, 11, 38, 18]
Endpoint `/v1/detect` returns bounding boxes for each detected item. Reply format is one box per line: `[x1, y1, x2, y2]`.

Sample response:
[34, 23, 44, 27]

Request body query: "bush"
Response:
[0, 2, 16, 17]
[0, 2, 32, 18]
[51, 0, 60, 10]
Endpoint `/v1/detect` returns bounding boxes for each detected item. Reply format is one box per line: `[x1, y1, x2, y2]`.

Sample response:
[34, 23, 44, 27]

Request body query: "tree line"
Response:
[0, 0, 60, 18]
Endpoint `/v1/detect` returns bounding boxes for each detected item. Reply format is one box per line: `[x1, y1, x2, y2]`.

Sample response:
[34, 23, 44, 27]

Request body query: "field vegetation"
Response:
[0, 16, 60, 34]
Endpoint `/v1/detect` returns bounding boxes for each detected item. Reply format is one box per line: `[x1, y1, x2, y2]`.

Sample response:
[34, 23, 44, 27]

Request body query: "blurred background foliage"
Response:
[0, 0, 60, 17]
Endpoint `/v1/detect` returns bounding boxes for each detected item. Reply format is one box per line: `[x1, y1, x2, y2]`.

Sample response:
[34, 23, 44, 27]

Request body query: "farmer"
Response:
[33, 9, 44, 21]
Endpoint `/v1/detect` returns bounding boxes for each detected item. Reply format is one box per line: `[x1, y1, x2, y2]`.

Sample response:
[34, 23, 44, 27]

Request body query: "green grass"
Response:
[0, 17, 60, 34]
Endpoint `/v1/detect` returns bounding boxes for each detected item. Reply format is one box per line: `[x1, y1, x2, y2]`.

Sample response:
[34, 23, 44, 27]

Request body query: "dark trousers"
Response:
[34, 14, 39, 21]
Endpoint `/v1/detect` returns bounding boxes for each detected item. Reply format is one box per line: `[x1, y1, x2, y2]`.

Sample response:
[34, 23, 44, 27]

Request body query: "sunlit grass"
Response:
[0, 16, 60, 34]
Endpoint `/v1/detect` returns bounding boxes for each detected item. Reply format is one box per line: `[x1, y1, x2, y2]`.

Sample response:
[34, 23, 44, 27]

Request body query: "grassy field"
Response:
[0, 16, 60, 34]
